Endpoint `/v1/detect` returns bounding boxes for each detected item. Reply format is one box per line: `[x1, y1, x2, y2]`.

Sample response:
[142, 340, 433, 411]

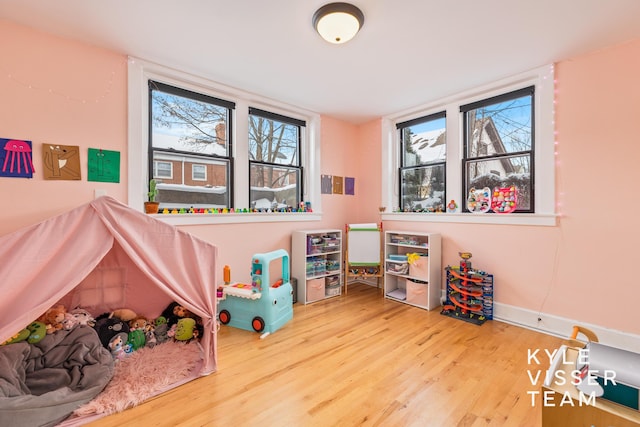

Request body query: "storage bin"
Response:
[306, 278, 325, 302]
[409, 255, 429, 280]
[325, 275, 340, 287]
[325, 283, 340, 297]
[386, 260, 409, 275]
[406, 280, 428, 306]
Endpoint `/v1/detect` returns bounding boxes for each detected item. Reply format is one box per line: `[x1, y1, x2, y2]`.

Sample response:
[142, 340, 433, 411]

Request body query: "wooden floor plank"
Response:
[86, 283, 563, 427]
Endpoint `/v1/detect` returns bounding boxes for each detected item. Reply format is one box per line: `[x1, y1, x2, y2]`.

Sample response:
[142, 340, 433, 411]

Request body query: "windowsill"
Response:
[380, 212, 557, 226]
[149, 211, 322, 226]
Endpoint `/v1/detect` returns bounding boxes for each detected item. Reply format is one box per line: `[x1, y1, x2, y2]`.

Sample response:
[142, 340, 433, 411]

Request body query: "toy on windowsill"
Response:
[491, 186, 517, 213]
[467, 187, 491, 213]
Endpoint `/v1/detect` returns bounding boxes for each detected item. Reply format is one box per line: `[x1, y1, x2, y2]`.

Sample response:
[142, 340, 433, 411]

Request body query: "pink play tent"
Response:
[0, 196, 219, 374]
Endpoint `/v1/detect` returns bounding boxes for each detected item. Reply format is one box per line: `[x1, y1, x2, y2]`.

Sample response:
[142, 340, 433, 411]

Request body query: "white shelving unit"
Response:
[384, 231, 441, 310]
[292, 229, 343, 304]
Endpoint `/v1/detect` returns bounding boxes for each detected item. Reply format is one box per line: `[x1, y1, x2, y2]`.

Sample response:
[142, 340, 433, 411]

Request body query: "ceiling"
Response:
[2, 0, 640, 124]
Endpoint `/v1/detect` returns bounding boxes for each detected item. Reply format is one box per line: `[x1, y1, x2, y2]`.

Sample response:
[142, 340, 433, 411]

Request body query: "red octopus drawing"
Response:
[2, 139, 35, 174]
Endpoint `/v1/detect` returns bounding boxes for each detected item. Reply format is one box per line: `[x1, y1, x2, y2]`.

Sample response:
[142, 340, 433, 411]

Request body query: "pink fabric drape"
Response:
[0, 196, 218, 374]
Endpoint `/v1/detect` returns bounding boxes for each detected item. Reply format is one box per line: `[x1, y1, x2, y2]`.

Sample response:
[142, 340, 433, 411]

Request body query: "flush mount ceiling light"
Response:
[313, 2, 364, 44]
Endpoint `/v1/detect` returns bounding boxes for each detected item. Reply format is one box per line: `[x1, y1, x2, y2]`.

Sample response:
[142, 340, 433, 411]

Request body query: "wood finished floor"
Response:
[87, 283, 563, 427]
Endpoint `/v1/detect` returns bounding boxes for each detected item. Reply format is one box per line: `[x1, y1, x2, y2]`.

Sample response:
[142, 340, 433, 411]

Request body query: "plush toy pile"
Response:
[1, 302, 204, 363]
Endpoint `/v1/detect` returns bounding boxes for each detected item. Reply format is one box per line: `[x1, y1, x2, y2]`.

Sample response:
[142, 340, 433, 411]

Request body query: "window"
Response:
[462, 86, 534, 212]
[381, 65, 555, 226]
[192, 164, 207, 181]
[248, 108, 303, 210]
[149, 80, 234, 210]
[397, 112, 446, 212]
[128, 58, 322, 224]
[153, 160, 173, 179]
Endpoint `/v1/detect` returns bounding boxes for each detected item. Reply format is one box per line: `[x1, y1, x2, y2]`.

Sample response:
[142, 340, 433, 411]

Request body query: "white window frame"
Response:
[128, 57, 322, 224]
[191, 164, 207, 182]
[381, 64, 556, 226]
[153, 160, 173, 180]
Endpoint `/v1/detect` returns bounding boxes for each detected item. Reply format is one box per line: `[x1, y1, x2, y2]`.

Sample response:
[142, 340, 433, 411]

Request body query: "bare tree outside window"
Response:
[463, 87, 534, 212]
[249, 109, 303, 210]
[149, 81, 233, 209]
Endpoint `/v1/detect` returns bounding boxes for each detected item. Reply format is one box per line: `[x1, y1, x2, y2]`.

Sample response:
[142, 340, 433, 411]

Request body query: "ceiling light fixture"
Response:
[313, 2, 364, 44]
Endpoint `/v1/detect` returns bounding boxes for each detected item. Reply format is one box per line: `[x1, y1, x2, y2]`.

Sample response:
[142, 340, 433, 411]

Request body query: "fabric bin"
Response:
[306, 278, 325, 302]
[409, 255, 429, 280]
[406, 280, 428, 306]
[325, 283, 340, 297]
[386, 260, 409, 275]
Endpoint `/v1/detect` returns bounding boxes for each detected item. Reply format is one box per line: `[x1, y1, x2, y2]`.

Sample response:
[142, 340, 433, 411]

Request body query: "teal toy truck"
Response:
[218, 249, 293, 334]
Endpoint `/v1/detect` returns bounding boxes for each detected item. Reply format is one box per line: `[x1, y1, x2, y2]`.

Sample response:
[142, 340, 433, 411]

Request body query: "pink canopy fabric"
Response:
[0, 196, 218, 375]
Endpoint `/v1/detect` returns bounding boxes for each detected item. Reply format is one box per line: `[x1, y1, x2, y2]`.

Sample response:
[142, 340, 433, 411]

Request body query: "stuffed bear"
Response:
[38, 305, 67, 334]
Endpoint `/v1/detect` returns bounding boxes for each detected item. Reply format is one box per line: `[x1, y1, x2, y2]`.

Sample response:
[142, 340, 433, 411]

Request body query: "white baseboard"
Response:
[493, 301, 640, 354]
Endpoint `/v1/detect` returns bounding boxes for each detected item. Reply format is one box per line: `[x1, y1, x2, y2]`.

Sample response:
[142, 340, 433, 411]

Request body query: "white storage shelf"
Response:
[384, 231, 441, 310]
[292, 229, 343, 304]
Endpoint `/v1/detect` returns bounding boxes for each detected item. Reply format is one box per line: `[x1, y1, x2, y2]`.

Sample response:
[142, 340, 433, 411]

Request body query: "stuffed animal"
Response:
[69, 308, 95, 327]
[110, 308, 137, 322]
[1, 328, 30, 345]
[62, 312, 79, 331]
[161, 302, 197, 327]
[38, 305, 67, 334]
[127, 329, 146, 351]
[174, 318, 197, 341]
[95, 316, 130, 349]
[154, 322, 169, 344]
[26, 321, 47, 344]
[109, 334, 127, 362]
[145, 330, 157, 348]
[129, 316, 149, 331]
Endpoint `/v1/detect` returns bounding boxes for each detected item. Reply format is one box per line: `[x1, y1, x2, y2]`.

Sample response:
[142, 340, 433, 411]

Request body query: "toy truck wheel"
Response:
[219, 310, 231, 325]
[252, 316, 265, 333]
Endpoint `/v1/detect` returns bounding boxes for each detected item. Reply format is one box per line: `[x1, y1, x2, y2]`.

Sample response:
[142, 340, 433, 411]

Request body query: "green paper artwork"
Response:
[88, 148, 120, 183]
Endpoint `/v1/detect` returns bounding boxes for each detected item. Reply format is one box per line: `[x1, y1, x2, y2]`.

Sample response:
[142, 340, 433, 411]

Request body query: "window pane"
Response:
[150, 82, 232, 209]
[151, 89, 229, 156]
[154, 161, 172, 179]
[250, 163, 300, 210]
[249, 115, 299, 166]
[154, 155, 230, 209]
[192, 164, 206, 181]
[402, 116, 446, 167]
[400, 164, 445, 212]
[465, 154, 531, 211]
[466, 94, 532, 158]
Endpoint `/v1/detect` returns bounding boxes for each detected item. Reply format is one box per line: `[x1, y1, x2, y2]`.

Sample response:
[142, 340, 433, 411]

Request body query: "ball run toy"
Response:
[441, 252, 494, 325]
[491, 186, 517, 213]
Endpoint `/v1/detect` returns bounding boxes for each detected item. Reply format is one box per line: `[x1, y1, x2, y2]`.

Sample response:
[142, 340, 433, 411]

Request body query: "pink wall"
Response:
[0, 20, 128, 233]
[0, 20, 369, 286]
[381, 38, 640, 335]
[2, 19, 639, 335]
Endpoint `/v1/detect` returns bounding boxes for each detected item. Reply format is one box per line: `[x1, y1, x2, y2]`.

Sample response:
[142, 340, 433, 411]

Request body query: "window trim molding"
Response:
[127, 57, 322, 224]
[381, 64, 556, 226]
